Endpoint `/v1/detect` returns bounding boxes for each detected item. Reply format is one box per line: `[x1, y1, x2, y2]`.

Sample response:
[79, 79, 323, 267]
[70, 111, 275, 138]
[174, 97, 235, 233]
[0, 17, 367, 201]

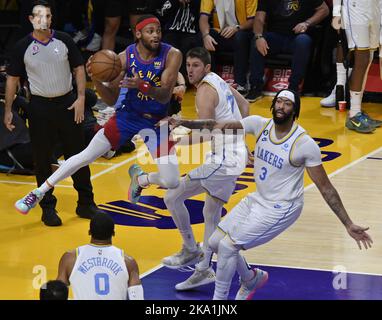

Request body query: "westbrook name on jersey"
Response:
[69, 244, 128, 300]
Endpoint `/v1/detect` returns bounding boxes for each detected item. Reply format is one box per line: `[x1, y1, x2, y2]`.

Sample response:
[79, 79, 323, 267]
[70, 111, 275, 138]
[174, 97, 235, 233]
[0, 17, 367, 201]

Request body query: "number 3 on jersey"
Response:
[259, 167, 267, 181]
[95, 273, 110, 295]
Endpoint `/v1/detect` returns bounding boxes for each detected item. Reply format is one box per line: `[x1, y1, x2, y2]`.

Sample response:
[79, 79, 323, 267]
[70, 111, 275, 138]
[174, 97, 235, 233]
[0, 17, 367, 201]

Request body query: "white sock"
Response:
[196, 195, 223, 270]
[137, 174, 149, 187]
[196, 247, 213, 271]
[349, 90, 362, 117]
[180, 229, 198, 251]
[43, 129, 111, 188]
[237, 255, 254, 282]
[213, 237, 238, 300]
[163, 177, 204, 251]
[38, 182, 51, 194]
[336, 62, 347, 86]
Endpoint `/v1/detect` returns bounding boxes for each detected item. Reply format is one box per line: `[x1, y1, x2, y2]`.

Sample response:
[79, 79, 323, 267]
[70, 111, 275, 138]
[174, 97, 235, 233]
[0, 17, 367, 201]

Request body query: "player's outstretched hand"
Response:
[347, 224, 373, 250]
[155, 116, 182, 129]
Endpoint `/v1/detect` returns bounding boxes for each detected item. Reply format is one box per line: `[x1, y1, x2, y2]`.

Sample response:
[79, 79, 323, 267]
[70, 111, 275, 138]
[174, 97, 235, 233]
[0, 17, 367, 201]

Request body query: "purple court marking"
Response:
[141, 263, 382, 300]
[366, 157, 382, 160]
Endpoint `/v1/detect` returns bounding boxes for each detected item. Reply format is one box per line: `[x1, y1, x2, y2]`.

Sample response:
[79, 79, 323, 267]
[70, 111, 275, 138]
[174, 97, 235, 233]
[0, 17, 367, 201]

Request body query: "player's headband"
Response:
[277, 90, 295, 103]
[136, 17, 160, 31]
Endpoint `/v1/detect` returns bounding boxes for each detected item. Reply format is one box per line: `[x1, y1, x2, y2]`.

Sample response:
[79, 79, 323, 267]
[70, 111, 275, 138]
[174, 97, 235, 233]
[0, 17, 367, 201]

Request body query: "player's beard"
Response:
[272, 108, 294, 125]
[141, 38, 159, 52]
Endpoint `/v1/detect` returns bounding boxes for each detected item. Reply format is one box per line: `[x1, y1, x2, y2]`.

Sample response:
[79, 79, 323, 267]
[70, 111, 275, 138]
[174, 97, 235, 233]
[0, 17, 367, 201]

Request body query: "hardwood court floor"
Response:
[1, 91, 381, 299]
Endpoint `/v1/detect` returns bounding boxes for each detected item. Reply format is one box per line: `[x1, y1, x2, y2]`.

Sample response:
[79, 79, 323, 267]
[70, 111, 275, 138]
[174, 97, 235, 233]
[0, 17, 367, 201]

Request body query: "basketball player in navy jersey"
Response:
[15, 15, 183, 212]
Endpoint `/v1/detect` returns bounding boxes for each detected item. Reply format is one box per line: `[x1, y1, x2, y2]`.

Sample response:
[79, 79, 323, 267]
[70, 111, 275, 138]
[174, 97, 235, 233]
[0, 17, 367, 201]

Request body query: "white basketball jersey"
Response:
[200, 72, 247, 175]
[69, 244, 129, 300]
[241, 116, 322, 204]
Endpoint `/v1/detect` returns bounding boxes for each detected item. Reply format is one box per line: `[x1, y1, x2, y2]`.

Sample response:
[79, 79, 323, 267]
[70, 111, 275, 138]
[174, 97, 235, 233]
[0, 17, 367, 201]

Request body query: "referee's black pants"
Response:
[28, 92, 94, 210]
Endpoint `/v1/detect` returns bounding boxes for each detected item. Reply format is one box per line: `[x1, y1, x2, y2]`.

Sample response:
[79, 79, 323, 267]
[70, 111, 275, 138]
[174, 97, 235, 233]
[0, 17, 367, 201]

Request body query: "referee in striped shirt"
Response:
[3, 0, 102, 226]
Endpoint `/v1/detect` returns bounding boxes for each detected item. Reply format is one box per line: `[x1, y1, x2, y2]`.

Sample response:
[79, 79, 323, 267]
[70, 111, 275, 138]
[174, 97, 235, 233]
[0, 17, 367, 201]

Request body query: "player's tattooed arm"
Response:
[214, 121, 244, 132]
[178, 119, 217, 130]
[307, 164, 373, 250]
[177, 119, 244, 133]
[306, 165, 353, 227]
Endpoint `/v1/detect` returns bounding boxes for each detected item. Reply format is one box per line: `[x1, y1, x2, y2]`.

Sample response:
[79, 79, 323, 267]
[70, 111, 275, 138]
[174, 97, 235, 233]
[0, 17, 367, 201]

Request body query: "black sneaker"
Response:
[76, 203, 104, 219]
[236, 85, 248, 96]
[42, 208, 62, 227]
[246, 87, 263, 103]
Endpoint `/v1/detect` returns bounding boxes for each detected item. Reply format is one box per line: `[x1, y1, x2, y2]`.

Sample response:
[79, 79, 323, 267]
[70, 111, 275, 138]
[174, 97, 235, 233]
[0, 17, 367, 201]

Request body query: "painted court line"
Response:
[0, 152, 144, 186]
[0, 180, 72, 188]
[90, 151, 146, 180]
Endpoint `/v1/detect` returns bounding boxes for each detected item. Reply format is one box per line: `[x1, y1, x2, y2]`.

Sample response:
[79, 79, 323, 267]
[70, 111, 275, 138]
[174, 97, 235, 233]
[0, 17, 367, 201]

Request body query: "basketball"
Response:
[89, 50, 122, 82]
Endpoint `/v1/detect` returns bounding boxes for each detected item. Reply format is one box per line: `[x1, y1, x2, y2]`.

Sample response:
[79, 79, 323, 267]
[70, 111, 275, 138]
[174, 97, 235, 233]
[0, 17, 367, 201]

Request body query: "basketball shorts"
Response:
[218, 192, 303, 249]
[103, 109, 174, 158]
[342, 0, 380, 49]
[187, 163, 239, 203]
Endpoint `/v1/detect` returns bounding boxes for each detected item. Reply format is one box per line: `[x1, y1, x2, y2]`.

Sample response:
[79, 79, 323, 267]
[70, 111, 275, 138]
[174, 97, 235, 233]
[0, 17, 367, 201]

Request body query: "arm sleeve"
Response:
[54, 31, 84, 69]
[240, 115, 269, 137]
[291, 135, 322, 167]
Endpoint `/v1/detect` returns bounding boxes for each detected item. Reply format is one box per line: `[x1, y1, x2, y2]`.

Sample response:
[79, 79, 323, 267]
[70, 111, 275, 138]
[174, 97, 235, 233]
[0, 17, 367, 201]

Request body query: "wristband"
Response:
[333, 5, 341, 17]
[138, 81, 151, 95]
[128, 284, 144, 300]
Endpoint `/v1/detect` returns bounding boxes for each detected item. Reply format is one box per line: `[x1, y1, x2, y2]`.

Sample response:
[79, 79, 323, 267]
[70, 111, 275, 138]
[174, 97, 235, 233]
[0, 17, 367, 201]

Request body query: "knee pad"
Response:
[162, 176, 179, 189]
[218, 237, 238, 258]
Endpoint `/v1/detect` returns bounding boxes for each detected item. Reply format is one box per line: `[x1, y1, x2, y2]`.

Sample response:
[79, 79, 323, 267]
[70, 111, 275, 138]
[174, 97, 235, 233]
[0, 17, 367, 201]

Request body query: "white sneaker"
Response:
[162, 244, 204, 269]
[235, 268, 268, 300]
[86, 33, 102, 52]
[320, 86, 336, 107]
[102, 150, 116, 159]
[175, 267, 216, 291]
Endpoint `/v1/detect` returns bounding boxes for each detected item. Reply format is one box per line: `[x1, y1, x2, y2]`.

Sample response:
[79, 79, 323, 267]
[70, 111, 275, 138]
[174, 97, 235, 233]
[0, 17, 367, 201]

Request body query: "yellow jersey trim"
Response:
[289, 132, 307, 167]
[269, 122, 299, 145]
